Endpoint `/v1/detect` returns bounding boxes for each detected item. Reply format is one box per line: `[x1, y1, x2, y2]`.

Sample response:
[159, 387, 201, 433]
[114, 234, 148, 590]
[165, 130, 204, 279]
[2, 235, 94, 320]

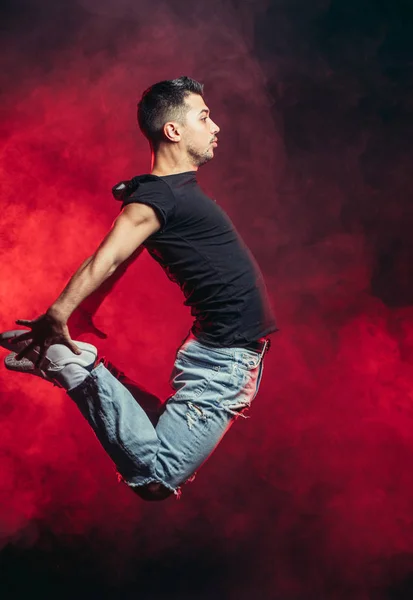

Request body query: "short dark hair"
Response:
[137, 76, 204, 146]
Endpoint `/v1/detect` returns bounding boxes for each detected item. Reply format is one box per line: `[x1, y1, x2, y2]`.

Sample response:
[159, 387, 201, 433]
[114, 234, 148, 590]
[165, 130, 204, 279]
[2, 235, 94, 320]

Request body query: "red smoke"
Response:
[1, 1, 413, 598]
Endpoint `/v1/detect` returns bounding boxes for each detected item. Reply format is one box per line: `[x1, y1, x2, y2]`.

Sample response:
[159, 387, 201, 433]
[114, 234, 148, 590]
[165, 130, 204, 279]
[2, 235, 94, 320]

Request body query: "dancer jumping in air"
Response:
[1, 77, 277, 501]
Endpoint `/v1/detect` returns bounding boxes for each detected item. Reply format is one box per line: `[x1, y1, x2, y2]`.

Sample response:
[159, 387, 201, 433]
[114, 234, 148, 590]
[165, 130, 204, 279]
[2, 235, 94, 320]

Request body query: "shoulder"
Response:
[112, 174, 174, 204]
[121, 202, 161, 226]
[113, 174, 176, 232]
[131, 175, 175, 202]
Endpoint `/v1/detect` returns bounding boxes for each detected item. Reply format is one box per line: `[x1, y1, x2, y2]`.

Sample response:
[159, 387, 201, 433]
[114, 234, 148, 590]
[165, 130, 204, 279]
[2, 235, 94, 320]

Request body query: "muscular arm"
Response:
[48, 202, 161, 322]
[13, 202, 161, 364]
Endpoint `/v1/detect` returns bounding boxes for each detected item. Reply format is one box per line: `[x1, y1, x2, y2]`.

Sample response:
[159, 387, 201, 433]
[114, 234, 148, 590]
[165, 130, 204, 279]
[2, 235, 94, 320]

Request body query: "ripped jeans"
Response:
[68, 332, 269, 497]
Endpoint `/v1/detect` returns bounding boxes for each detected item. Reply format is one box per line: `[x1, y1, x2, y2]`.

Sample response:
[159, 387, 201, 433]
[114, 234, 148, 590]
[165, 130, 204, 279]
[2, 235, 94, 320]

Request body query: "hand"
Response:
[11, 312, 81, 368]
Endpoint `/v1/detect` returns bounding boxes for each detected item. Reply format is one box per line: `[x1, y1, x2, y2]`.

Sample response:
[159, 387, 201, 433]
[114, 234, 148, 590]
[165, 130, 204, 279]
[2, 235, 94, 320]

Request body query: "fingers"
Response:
[35, 342, 50, 369]
[15, 319, 33, 326]
[16, 340, 37, 361]
[9, 331, 34, 344]
[66, 340, 82, 355]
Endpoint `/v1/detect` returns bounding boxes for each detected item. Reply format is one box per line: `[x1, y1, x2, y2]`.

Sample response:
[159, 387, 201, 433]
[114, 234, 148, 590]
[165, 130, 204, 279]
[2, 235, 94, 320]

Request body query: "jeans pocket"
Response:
[177, 341, 233, 373]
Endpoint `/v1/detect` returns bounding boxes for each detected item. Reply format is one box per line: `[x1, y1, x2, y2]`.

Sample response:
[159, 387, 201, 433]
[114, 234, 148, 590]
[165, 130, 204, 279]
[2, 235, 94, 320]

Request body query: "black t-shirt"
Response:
[117, 171, 278, 347]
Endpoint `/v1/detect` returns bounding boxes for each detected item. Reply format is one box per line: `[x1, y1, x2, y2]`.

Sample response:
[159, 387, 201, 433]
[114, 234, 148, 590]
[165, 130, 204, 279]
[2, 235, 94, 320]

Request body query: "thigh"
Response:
[153, 339, 264, 488]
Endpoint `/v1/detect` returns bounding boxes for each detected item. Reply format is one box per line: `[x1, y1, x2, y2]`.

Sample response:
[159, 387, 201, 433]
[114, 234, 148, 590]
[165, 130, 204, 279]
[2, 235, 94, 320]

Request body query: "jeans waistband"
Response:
[243, 338, 271, 355]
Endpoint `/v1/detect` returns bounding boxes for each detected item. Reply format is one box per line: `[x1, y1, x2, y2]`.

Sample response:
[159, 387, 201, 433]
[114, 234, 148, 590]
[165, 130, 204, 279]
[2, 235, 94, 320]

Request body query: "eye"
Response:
[201, 116, 208, 121]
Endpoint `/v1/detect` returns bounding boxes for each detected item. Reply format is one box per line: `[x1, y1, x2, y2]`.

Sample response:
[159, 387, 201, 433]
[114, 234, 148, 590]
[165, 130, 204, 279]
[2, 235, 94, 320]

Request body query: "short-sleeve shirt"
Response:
[119, 171, 278, 347]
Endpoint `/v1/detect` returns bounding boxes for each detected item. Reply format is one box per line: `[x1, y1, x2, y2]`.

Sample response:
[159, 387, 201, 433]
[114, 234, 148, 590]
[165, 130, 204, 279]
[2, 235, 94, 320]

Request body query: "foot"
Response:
[4, 352, 67, 386]
[0, 330, 30, 352]
[1, 330, 97, 387]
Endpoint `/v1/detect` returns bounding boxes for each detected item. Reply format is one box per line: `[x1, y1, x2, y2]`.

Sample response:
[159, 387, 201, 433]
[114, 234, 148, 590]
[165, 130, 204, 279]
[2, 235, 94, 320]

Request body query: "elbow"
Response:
[106, 262, 119, 278]
[88, 252, 119, 280]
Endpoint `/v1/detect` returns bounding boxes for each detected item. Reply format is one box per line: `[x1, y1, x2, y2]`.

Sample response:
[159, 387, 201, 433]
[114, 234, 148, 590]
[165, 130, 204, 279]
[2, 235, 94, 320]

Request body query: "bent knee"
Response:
[134, 482, 174, 502]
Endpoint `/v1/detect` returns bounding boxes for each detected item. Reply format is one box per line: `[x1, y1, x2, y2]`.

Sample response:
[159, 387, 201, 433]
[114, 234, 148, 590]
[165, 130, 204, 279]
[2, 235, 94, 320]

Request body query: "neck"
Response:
[150, 145, 198, 177]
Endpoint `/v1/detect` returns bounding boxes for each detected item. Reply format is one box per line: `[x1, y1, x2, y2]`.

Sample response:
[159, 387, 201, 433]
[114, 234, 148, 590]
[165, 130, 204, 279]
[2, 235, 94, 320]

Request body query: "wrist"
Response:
[46, 305, 69, 323]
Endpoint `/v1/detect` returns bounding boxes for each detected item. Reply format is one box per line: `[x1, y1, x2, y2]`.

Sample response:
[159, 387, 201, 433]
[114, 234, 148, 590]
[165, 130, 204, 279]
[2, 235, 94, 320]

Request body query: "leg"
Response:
[2, 331, 265, 500]
[151, 336, 266, 492]
[70, 339, 265, 498]
[99, 357, 163, 427]
[1, 333, 173, 500]
[68, 363, 176, 495]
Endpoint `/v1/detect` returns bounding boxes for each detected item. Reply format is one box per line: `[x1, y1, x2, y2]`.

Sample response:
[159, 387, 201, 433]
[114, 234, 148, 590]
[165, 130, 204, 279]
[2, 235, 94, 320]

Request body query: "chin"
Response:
[196, 153, 213, 167]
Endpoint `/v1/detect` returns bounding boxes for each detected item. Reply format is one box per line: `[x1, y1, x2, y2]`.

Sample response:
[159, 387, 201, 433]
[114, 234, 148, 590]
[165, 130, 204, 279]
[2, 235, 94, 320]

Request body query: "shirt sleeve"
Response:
[121, 176, 176, 232]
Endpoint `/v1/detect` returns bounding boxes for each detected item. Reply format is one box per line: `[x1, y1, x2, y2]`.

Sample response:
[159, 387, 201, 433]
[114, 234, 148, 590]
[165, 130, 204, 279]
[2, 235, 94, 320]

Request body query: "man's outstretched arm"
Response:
[13, 203, 161, 365]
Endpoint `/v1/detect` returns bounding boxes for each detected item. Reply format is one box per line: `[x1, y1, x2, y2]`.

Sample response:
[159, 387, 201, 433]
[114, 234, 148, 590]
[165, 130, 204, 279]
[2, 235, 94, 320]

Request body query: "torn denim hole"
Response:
[186, 402, 208, 430]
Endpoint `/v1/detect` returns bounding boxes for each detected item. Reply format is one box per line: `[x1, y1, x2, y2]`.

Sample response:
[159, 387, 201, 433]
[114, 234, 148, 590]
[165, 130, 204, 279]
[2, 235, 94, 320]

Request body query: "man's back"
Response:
[120, 171, 277, 347]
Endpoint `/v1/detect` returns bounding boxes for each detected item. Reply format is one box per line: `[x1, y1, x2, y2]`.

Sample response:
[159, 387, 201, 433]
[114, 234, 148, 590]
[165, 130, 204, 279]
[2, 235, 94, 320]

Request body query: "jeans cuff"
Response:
[117, 473, 182, 499]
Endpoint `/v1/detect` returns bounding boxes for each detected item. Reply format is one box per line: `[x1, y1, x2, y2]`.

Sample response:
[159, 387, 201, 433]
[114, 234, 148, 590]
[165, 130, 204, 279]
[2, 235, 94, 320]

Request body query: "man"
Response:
[1, 76, 277, 501]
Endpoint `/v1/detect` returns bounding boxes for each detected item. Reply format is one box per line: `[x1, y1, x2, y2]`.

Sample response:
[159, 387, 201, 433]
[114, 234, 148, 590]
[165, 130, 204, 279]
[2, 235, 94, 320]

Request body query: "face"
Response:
[177, 93, 220, 167]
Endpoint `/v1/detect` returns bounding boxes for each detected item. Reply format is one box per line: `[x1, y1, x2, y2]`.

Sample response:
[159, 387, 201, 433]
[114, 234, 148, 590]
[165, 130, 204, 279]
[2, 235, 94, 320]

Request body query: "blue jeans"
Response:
[69, 332, 268, 498]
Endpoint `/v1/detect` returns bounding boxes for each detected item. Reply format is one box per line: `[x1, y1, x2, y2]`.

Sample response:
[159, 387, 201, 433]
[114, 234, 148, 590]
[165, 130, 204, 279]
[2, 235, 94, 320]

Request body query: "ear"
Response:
[163, 121, 182, 143]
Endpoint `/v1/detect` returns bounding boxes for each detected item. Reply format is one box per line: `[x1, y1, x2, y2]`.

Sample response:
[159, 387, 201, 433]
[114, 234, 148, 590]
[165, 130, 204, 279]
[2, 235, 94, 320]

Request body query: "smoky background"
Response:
[1, 0, 413, 598]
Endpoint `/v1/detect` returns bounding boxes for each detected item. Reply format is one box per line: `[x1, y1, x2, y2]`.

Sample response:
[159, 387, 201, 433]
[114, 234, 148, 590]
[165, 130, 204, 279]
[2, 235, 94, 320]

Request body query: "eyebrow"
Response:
[198, 108, 210, 116]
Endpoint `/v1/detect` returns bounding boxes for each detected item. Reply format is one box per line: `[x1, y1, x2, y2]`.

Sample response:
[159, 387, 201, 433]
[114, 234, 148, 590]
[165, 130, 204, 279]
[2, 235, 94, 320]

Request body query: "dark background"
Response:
[1, 0, 413, 598]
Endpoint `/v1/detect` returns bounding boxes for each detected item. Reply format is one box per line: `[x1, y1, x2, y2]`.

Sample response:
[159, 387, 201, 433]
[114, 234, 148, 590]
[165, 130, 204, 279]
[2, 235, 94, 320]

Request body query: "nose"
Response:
[211, 120, 220, 134]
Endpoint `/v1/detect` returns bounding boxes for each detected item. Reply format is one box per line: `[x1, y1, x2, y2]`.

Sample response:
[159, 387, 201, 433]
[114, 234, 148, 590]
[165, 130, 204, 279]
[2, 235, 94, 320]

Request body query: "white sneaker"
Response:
[0, 329, 48, 352]
[2, 338, 98, 388]
[4, 352, 65, 386]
